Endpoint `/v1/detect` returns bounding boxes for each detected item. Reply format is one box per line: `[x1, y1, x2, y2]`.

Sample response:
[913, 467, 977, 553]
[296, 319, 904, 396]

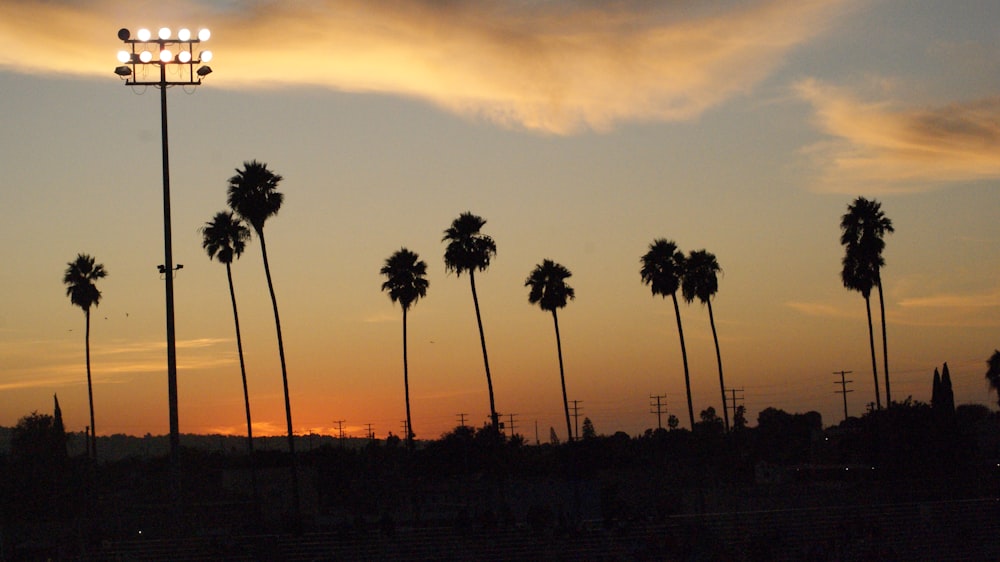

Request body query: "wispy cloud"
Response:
[796, 79, 1000, 193]
[898, 290, 1000, 309]
[786, 301, 856, 319]
[0, 0, 849, 133]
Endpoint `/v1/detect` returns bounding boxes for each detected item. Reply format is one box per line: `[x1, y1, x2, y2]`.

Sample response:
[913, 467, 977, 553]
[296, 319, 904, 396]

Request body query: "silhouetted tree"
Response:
[443, 212, 499, 431]
[841, 245, 881, 409]
[526, 259, 576, 442]
[986, 350, 1000, 407]
[581, 417, 596, 440]
[841, 197, 894, 405]
[682, 249, 728, 431]
[641, 239, 694, 428]
[227, 160, 300, 519]
[380, 248, 430, 450]
[201, 211, 258, 502]
[63, 253, 106, 460]
[667, 414, 680, 431]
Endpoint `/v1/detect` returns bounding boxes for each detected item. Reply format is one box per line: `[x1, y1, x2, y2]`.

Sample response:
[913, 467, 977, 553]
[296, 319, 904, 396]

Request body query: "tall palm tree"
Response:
[640, 239, 694, 429]
[841, 246, 882, 409]
[63, 253, 107, 460]
[986, 350, 1000, 408]
[525, 259, 576, 442]
[682, 250, 728, 432]
[226, 160, 299, 518]
[443, 212, 499, 431]
[380, 248, 429, 451]
[200, 211, 257, 476]
[841, 197, 894, 404]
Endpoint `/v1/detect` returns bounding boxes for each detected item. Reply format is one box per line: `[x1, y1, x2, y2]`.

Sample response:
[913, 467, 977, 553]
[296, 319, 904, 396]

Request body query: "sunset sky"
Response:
[1, 0, 998, 444]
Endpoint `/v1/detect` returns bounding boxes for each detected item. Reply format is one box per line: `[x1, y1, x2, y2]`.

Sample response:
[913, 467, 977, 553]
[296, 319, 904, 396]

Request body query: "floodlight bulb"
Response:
[198, 28, 210, 41]
[117, 50, 131, 63]
[178, 28, 191, 41]
[160, 49, 173, 62]
[139, 50, 153, 63]
[158, 27, 171, 40]
[178, 50, 192, 63]
[137, 28, 151, 41]
[199, 50, 213, 63]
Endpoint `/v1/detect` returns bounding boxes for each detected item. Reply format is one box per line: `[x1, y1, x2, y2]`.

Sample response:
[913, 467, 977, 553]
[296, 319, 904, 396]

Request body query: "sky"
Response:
[1, 0, 998, 444]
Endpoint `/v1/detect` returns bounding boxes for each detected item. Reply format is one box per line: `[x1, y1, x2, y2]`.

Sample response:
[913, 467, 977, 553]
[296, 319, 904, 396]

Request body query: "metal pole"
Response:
[159, 64, 181, 478]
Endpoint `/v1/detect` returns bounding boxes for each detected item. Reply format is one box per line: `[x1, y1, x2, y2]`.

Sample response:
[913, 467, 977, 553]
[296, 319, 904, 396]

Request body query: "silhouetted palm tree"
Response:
[200, 211, 257, 471]
[841, 197, 894, 405]
[63, 253, 106, 460]
[525, 259, 576, 442]
[380, 248, 429, 450]
[226, 160, 299, 518]
[682, 250, 728, 432]
[841, 247, 881, 409]
[640, 239, 694, 429]
[986, 350, 1000, 408]
[443, 212, 499, 431]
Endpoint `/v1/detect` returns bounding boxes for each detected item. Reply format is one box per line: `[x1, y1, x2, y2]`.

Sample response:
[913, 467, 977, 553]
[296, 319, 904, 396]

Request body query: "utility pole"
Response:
[726, 387, 744, 426]
[507, 413, 518, 438]
[833, 370, 854, 422]
[456, 413, 468, 428]
[649, 394, 668, 430]
[333, 420, 346, 446]
[364, 423, 374, 441]
[570, 400, 583, 441]
[401, 420, 409, 440]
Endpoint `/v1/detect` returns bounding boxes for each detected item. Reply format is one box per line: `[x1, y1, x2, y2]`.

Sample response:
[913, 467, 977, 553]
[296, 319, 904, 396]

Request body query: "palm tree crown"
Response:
[681, 250, 720, 305]
[64, 254, 107, 312]
[443, 212, 496, 276]
[526, 259, 575, 311]
[201, 211, 251, 265]
[227, 160, 284, 235]
[840, 197, 894, 266]
[381, 248, 430, 312]
[640, 239, 685, 297]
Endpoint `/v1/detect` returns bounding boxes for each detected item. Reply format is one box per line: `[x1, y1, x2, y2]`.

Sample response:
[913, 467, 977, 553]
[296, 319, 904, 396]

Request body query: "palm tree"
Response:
[443, 212, 500, 431]
[226, 160, 299, 518]
[986, 350, 1000, 408]
[525, 259, 576, 442]
[682, 250, 728, 432]
[841, 246, 882, 409]
[640, 239, 694, 429]
[63, 253, 107, 460]
[200, 211, 257, 480]
[841, 197, 894, 404]
[380, 248, 429, 450]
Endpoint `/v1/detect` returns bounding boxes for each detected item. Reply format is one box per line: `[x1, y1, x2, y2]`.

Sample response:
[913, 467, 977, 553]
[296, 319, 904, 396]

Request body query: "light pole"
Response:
[115, 27, 212, 475]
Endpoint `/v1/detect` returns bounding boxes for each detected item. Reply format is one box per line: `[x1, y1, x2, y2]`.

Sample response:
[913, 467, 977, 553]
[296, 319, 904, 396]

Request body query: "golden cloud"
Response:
[797, 79, 1000, 193]
[0, 0, 848, 133]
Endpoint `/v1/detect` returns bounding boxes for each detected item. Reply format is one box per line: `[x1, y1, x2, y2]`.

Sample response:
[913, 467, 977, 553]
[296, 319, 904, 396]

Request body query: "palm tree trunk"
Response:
[226, 264, 258, 509]
[671, 293, 695, 429]
[876, 277, 890, 405]
[707, 301, 729, 432]
[864, 294, 882, 410]
[257, 231, 300, 521]
[85, 308, 96, 461]
[551, 310, 573, 443]
[468, 271, 498, 431]
[403, 306, 414, 450]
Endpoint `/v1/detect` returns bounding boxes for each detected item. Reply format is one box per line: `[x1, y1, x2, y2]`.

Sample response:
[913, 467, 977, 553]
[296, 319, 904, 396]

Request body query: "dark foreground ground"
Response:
[70, 496, 997, 561]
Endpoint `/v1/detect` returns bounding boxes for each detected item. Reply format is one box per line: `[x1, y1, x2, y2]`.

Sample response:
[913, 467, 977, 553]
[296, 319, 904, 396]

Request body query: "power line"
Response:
[649, 394, 668, 430]
[833, 370, 854, 422]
